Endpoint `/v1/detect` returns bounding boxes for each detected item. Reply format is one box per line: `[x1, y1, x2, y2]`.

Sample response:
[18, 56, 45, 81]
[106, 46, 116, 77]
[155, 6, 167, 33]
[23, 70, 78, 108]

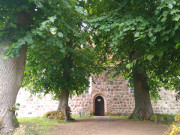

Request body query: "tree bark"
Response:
[129, 67, 154, 120]
[56, 40, 73, 121]
[0, 10, 30, 134]
[57, 90, 71, 121]
[0, 42, 27, 134]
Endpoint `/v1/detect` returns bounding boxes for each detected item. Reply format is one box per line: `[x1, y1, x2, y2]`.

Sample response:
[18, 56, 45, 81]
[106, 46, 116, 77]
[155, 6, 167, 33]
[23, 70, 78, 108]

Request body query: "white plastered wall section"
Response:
[152, 89, 180, 115]
[16, 88, 58, 117]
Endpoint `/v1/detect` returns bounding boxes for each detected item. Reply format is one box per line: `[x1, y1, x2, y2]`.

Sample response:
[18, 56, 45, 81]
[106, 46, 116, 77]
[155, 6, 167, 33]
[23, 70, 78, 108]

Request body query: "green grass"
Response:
[72, 114, 129, 120]
[24, 127, 35, 135]
[156, 114, 175, 118]
[156, 114, 175, 124]
[108, 115, 129, 119]
[107, 114, 174, 125]
[17, 117, 64, 135]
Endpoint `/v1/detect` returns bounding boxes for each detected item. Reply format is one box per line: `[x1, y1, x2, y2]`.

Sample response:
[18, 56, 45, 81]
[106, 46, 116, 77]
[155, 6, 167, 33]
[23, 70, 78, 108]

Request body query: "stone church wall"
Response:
[16, 74, 180, 117]
[16, 89, 58, 117]
[69, 74, 179, 115]
[69, 74, 135, 116]
[152, 90, 180, 114]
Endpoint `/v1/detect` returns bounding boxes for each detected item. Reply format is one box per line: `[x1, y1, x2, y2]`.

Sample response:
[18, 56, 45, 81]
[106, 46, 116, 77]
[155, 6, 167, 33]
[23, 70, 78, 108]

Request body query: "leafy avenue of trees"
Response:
[0, 0, 179, 134]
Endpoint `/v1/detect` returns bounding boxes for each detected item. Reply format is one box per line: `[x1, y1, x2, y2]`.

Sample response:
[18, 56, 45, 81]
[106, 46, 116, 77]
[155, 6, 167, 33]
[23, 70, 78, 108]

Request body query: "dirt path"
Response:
[52, 116, 168, 135]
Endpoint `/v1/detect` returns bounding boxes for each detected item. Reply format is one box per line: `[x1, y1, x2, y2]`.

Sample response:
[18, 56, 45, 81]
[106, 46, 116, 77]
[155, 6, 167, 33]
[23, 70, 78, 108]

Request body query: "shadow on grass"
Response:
[15, 117, 67, 135]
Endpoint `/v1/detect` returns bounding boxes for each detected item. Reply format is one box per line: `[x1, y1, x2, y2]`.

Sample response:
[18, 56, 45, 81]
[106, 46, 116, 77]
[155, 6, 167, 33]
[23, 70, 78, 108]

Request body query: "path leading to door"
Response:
[53, 116, 168, 135]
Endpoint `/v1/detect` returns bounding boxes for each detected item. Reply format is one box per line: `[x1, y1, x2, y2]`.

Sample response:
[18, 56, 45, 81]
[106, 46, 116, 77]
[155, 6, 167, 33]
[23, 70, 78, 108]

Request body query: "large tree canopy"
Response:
[22, 0, 100, 120]
[0, 0, 98, 132]
[22, 0, 92, 97]
[87, 0, 180, 119]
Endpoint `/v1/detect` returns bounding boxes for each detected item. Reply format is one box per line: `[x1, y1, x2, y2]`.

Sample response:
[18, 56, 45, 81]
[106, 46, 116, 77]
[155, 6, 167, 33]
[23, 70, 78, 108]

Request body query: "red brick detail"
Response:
[91, 92, 108, 115]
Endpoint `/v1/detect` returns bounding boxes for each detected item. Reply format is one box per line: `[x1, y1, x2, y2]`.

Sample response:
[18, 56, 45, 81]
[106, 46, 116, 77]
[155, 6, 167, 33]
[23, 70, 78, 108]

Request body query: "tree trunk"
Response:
[0, 42, 27, 134]
[57, 90, 71, 121]
[57, 40, 73, 121]
[129, 68, 154, 120]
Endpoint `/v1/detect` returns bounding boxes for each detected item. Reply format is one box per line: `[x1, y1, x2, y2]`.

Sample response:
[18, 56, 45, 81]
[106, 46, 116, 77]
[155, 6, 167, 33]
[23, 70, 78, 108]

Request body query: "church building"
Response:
[16, 73, 180, 117]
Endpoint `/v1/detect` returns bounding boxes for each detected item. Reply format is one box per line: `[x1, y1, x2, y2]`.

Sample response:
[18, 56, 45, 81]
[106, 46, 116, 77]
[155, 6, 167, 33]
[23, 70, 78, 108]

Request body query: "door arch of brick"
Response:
[91, 92, 108, 115]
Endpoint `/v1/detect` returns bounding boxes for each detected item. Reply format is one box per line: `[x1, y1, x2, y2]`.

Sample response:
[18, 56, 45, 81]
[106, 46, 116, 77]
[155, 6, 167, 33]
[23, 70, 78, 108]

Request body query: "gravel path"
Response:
[53, 116, 168, 135]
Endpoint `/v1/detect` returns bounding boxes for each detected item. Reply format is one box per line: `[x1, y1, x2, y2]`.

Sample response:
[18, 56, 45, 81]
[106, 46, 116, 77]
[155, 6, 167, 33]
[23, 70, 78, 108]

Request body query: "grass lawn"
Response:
[15, 117, 64, 135]
[156, 114, 175, 118]
[15, 115, 92, 135]
[108, 114, 175, 125]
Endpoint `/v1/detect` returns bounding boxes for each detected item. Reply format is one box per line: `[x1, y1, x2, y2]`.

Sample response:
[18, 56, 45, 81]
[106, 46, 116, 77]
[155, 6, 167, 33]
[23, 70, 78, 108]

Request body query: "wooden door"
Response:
[95, 96, 104, 116]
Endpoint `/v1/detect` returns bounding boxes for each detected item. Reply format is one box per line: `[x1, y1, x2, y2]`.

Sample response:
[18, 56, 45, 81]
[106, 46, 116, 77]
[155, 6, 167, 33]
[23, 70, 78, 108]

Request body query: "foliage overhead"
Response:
[0, 0, 101, 98]
[22, 0, 100, 98]
[1, 0, 179, 100]
[0, 0, 36, 57]
[86, 0, 180, 99]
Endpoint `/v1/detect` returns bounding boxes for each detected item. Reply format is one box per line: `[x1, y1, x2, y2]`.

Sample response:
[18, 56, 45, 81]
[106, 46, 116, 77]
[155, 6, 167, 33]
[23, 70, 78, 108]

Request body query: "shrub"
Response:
[43, 111, 65, 120]
[150, 115, 157, 121]
[165, 123, 180, 135]
[164, 112, 180, 135]
[175, 113, 180, 123]
[157, 116, 165, 122]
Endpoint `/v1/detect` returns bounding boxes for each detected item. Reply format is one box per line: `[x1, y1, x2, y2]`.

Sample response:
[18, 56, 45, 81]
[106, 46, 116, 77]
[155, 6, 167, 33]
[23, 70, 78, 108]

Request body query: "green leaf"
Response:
[24, 32, 33, 44]
[126, 62, 134, 69]
[161, 17, 167, 22]
[13, 39, 25, 49]
[10, 22, 17, 28]
[134, 32, 139, 37]
[151, 36, 156, 42]
[16, 103, 20, 106]
[99, 25, 105, 30]
[173, 15, 180, 21]
[30, 44, 36, 49]
[37, 31, 43, 36]
[75, 6, 84, 14]
[168, 3, 173, 9]
[148, 32, 153, 37]
[48, 16, 57, 22]
[1, 46, 9, 50]
[60, 47, 66, 53]
[157, 51, 163, 57]
[147, 54, 154, 61]
[161, 36, 169, 41]
[58, 32, 63, 37]
[50, 27, 57, 35]
[56, 40, 63, 48]
[105, 28, 110, 32]
[126, 64, 131, 69]
[65, 38, 70, 42]
[175, 43, 180, 49]
[79, 39, 85, 44]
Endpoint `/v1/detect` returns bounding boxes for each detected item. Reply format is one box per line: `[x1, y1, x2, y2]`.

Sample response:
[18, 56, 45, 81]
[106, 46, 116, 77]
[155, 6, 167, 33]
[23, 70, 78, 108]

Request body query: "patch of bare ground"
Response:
[52, 116, 169, 135]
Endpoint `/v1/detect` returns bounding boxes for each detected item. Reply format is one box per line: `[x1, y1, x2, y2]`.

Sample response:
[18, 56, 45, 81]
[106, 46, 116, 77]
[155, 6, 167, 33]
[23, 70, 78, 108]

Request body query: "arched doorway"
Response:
[95, 96, 104, 116]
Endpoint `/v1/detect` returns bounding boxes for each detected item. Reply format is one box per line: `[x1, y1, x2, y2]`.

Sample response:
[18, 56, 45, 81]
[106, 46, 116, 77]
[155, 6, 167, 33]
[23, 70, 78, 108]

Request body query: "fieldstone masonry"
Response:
[16, 90, 58, 117]
[16, 73, 180, 117]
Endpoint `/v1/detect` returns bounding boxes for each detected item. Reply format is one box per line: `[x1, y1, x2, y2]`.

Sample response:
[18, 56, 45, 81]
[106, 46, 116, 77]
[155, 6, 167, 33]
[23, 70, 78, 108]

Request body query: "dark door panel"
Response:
[95, 96, 104, 116]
